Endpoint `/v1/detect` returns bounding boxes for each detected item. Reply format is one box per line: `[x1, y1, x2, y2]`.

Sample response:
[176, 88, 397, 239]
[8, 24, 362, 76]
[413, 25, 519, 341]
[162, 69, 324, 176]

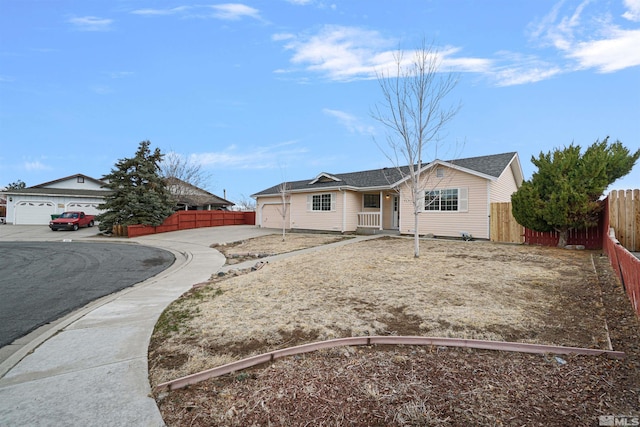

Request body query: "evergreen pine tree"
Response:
[96, 141, 175, 232]
[511, 137, 639, 247]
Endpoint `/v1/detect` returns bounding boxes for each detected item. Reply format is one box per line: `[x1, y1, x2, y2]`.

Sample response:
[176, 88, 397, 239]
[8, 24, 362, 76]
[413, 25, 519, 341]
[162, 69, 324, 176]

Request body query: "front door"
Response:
[392, 196, 399, 229]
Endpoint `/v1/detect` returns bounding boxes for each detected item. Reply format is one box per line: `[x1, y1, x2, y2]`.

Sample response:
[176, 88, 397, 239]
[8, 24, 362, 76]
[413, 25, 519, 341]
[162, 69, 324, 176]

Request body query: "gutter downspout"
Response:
[487, 182, 491, 240]
[341, 188, 346, 233]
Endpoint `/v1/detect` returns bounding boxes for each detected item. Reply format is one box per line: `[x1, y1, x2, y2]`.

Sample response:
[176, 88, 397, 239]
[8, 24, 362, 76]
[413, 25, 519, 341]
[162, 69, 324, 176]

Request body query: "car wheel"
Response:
[51, 228, 58, 231]
[73, 224, 79, 231]
[88, 220, 94, 227]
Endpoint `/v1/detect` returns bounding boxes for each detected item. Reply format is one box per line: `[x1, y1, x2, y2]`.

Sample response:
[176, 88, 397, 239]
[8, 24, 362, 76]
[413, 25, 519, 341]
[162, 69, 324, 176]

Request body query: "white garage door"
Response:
[15, 201, 56, 225]
[261, 204, 290, 229]
[66, 202, 102, 216]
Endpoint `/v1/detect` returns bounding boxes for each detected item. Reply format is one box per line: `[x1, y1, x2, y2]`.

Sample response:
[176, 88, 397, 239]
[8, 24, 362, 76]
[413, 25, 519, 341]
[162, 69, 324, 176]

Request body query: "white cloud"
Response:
[276, 25, 494, 82]
[24, 161, 50, 171]
[493, 65, 564, 86]
[622, 0, 640, 21]
[131, 6, 192, 16]
[528, 0, 640, 74]
[67, 16, 113, 32]
[131, 4, 261, 21]
[210, 4, 261, 20]
[281, 25, 396, 81]
[569, 28, 640, 71]
[272, 32, 295, 42]
[277, 3, 638, 87]
[192, 141, 308, 170]
[489, 52, 564, 86]
[323, 109, 375, 135]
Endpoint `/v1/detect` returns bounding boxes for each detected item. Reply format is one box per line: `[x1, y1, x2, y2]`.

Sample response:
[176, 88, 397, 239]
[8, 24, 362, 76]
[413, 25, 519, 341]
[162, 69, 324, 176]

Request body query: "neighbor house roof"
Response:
[252, 152, 520, 197]
[30, 174, 108, 188]
[166, 177, 235, 207]
[1, 174, 111, 197]
[0, 188, 112, 197]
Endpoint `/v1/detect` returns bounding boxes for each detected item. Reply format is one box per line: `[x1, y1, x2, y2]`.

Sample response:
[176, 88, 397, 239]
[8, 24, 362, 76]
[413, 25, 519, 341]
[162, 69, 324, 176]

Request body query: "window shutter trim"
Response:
[459, 187, 468, 212]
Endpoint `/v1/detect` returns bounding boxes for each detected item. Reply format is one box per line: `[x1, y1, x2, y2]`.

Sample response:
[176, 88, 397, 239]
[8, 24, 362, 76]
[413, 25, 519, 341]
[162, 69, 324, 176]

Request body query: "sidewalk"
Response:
[0, 226, 379, 426]
[0, 226, 276, 427]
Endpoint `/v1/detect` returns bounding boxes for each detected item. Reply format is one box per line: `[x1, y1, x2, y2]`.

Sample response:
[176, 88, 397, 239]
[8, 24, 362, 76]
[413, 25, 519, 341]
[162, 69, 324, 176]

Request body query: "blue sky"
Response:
[1, 0, 638, 203]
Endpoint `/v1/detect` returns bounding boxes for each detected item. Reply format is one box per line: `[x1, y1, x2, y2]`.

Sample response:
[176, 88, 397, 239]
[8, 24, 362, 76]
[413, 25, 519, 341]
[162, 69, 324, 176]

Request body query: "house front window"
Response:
[311, 193, 332, 211]
[424, 188, 467, 212]
[363, 194, 380, 208]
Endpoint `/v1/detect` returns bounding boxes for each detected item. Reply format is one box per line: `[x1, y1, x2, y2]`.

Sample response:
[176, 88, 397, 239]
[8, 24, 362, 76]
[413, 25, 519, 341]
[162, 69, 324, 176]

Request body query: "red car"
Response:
[49, 211, 95, 231]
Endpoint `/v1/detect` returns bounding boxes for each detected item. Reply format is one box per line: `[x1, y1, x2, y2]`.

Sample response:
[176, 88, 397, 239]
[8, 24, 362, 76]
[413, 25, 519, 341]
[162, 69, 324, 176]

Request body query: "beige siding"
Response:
[490, 164, 520, 202]
[290, 191, 343, 232]
[398, 167, 491, 239]
[343, 190, 361, 232]
[259, 190, 363, 233]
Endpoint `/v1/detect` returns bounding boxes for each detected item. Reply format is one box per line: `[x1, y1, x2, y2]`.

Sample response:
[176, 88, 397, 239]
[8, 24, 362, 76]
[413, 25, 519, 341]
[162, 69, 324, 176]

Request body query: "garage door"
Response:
[15, 201, 56, 225]
[66, 202, 102, 216]
[261, 204, 290, 229]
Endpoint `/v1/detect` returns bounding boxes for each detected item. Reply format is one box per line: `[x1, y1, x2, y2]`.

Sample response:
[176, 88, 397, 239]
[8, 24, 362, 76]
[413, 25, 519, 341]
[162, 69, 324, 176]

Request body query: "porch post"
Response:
[379, 191, 383, 230]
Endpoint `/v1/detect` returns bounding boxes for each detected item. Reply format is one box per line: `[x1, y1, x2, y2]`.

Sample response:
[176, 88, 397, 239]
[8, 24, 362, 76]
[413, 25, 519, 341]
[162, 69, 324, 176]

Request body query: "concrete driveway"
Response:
[0, 224, 277, 426]
[0, 223, 100, 241]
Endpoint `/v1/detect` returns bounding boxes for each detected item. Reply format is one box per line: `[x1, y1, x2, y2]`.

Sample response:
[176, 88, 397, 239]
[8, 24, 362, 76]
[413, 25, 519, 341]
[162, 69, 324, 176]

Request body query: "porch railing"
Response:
[358, 212, 381, 229]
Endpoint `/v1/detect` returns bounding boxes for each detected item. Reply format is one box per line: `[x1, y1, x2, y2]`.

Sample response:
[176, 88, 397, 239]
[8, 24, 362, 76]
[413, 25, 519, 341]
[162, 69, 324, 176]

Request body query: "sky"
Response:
[1, 0, 639, 204]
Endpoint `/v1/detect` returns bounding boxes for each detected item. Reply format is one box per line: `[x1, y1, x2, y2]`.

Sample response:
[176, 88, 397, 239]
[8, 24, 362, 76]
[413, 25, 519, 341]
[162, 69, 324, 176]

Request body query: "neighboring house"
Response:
[2, 174, 234, 225]
[0, 195, 6, 223]
[252, 152, 523, 239]
[166, 177, 234, 211]
[2, 174, 110, 225]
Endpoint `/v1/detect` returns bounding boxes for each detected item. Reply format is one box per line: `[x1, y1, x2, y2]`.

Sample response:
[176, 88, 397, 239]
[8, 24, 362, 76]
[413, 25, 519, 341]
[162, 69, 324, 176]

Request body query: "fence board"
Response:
[608, 189, 639, 252]
[489, 202, 524, 244]
[490, 201, 604, 249]
[604, 228, 640, 318]
[126, 210, 256, 238]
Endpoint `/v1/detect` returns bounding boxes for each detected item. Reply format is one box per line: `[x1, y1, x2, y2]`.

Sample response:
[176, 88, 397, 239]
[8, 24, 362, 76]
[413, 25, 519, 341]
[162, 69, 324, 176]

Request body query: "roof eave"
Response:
[254, 184, 393, 198]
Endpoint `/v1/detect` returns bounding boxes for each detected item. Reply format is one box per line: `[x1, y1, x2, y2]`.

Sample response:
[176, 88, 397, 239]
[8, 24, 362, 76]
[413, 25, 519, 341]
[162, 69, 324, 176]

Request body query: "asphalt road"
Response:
[0, 241, 175, 348]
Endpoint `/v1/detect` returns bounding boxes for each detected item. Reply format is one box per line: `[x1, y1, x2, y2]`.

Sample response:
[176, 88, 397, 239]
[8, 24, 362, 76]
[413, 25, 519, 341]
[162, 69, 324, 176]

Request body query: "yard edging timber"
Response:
[154, 336, 625, 392]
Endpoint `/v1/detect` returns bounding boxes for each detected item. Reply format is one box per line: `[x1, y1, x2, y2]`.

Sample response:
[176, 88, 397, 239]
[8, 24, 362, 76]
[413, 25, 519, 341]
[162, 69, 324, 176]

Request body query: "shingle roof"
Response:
[1, 188, 111, 197]
[30, 174, 108, 188]
[449, 152, 518, 178]
[252, 152, 518, 196]
[166, 177, 235, 206]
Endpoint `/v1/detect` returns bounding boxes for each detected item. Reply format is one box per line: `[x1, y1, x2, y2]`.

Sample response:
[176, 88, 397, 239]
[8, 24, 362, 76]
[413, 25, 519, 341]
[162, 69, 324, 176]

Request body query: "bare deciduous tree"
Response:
[372, 40, 460, 257]
[277, 181, 290, 241]
[160, 151, 214, 208]
[235, 195, 256, 211]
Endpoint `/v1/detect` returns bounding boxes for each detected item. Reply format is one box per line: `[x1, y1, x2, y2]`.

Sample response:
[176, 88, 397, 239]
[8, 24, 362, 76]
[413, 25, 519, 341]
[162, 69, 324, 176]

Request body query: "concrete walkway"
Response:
[0, 226, 380, 426]
[0, 225, 276, 427]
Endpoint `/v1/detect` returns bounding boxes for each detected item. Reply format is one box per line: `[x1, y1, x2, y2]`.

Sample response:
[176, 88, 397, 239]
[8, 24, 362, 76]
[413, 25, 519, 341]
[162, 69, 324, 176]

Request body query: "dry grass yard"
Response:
[149, 234, 640, 426]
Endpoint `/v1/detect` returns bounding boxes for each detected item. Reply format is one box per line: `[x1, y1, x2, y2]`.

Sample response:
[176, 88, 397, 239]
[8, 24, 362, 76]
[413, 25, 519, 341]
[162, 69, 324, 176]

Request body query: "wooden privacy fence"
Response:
[604, 190, 640, 318]
[491, 199, 606, 250]
[490, 202, 524, 244]
[604, 228, 640, 318]
[523, 221, 603, 249]
[608, 189, 639, 252]
[123, 210, 256, 238]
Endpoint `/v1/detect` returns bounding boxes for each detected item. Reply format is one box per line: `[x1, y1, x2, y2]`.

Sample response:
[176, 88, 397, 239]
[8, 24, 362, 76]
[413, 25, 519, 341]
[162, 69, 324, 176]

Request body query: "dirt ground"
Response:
[149, 234, 640, 426]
